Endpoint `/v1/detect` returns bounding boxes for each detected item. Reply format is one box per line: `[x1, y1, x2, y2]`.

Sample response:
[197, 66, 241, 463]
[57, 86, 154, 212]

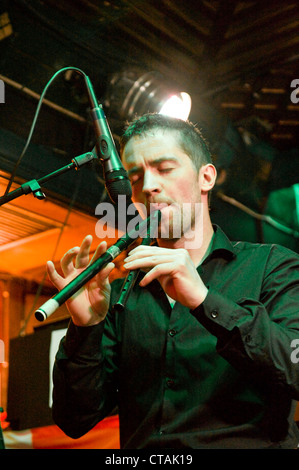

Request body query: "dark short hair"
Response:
[119, 113, 213, 171]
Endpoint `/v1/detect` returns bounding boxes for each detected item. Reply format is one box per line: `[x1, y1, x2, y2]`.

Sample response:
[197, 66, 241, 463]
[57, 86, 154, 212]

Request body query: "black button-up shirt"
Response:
[52, 226, 299, 448]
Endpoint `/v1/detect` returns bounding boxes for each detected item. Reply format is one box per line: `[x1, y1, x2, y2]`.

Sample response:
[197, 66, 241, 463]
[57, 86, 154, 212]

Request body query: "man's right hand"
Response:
[47, 235, 115, 327]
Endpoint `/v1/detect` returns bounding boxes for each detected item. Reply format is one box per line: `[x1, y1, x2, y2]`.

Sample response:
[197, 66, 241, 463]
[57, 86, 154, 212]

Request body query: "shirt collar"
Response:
[203, 224, 237, 263]
[151, 224, 237, 261]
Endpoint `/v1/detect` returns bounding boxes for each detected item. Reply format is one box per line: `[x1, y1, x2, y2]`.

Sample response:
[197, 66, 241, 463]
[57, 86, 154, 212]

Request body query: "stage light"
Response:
[159, 92, 192, 120]
[105, 70, 192, 122]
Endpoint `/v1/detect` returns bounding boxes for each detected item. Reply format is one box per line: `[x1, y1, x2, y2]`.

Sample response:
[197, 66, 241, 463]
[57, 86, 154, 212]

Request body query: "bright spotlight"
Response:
[105, 71, 192, 122]
[159, 92, 192, 121]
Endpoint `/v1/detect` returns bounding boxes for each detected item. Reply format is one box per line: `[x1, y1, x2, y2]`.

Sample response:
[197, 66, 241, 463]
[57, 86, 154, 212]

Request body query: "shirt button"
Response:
[166, 378, 175, 388]
[211, 310, 218, 319]
[169, 329, 177, 337]
[245, 334, 252, 343]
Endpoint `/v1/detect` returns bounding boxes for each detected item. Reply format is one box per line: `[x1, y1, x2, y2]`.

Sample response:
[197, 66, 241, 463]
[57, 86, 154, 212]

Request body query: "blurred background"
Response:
[0, 0, 299, 448]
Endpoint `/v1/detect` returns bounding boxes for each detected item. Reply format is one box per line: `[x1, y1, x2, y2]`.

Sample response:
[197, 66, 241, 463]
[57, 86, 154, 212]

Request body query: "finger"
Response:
[89, 240, 108, 265]
[128, 246, 167, 256]
[139, 262, 176, 287]
[127, 246, 172, 257]
[94, 261, 115, 286]
[126, 246, 175, 263]
[61, 246, 80, 276]
[124, 254, 174, 270]
[47, 260, 66, 290]
[75, 235, 93, 269]
[125, 246, 171, 261]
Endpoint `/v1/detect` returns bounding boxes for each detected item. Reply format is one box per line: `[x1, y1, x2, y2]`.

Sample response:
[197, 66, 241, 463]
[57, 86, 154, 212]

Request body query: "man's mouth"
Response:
[149, 202, 170, 214]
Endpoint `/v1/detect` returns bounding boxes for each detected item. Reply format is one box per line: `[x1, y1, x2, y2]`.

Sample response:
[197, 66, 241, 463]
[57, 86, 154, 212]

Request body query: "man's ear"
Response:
[199, 164, 217, 193]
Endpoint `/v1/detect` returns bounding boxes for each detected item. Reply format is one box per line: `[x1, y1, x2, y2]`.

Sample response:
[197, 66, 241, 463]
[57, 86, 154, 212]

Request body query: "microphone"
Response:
[35, 210, 161, 322]
[84, 75, 132, 204]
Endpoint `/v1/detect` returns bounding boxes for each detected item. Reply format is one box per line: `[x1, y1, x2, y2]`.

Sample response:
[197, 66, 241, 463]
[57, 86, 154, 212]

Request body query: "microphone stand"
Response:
[0, 151, 95, 206]
[0, 408, 5, 450]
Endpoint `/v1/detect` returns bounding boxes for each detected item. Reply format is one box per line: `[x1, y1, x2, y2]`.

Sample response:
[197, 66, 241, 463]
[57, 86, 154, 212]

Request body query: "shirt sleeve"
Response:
[190, 245, 299, 400]
[52, 316, 119, 438]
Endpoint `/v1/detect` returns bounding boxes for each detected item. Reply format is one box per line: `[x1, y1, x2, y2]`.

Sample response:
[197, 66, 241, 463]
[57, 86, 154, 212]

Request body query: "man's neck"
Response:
[157, 220, 214, 267]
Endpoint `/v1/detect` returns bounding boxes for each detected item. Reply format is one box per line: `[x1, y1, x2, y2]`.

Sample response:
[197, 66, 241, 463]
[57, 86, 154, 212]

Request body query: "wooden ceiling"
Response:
[1, 0, 299, 150]
[34, 0, 299, 148]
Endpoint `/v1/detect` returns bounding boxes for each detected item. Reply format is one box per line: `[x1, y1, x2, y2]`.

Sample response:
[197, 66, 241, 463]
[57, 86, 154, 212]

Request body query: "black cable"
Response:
[2, 66, 87, 196]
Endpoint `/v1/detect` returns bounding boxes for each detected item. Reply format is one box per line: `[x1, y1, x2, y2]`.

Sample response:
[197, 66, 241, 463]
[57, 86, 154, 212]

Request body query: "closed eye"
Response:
[159, 168, 174, 173]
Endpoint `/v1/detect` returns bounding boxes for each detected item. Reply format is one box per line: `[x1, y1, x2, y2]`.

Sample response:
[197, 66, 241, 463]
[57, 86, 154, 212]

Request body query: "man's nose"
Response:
[142, 170, 162, 195]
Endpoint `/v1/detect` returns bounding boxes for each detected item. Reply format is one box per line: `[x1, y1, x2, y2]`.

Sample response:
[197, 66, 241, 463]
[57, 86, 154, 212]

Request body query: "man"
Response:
[49, 113, 299, 448]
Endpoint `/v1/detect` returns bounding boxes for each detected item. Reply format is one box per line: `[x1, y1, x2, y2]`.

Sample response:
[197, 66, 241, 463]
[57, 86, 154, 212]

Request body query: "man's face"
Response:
[122, 129, 203, 241]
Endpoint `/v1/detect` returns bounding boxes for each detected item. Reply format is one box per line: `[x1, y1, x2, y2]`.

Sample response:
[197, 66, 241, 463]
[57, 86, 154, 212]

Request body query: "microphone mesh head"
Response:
[105, 169, 132, 203]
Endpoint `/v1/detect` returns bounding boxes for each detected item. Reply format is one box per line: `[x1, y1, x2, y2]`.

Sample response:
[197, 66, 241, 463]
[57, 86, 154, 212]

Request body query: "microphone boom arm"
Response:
[0, 151, 95, 206]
